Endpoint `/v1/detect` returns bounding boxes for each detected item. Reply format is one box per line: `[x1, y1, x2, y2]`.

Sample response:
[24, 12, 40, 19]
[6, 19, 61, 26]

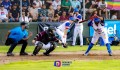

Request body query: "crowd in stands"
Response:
[0, 0, 119, 23]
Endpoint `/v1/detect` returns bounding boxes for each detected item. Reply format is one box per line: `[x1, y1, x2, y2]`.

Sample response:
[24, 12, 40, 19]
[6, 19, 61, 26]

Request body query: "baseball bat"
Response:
[78, 15, 99, 23]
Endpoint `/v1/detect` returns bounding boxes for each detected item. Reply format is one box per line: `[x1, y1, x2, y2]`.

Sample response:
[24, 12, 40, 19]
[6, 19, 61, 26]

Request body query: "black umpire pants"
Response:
[5, 38, 28, 53]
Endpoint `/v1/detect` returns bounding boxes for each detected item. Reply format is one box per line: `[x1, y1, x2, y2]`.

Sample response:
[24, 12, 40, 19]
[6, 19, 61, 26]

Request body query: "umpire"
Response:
[5, 22, 32, 56]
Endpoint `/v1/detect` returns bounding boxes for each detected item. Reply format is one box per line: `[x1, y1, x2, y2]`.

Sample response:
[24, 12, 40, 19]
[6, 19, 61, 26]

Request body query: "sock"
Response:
[85, 43, 94, 54]
[106, 43, 112, 54]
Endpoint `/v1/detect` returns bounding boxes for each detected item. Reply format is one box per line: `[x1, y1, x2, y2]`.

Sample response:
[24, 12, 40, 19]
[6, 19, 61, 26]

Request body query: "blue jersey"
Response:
[58, 21, 71, 32]
[74, 14, 82, 26]
[2, 1, 11, 10]
[8, 27, 28, 42]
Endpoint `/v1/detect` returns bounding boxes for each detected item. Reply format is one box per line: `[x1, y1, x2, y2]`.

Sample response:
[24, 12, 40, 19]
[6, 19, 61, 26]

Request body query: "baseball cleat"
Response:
[31, 53, 36, 56]
[84, 53, 88, 56]
[20, 52, 28, 56]
[7, 53, 14, 56]
[62, 43, 68, 48]
[43, 52, 50, 56]
[109, 53, 112, 56]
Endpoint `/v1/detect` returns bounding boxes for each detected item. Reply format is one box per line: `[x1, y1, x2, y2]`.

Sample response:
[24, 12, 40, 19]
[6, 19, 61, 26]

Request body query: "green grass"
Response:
[0, 46, 120, 70]
[0, 60, 120, 70]
[0, 45, 120, 53]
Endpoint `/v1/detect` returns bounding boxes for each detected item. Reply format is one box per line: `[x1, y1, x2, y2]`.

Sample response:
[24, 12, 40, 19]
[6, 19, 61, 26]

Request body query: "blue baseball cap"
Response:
[69, 17, 75, 21]
[74, 8, 79, 12]
[94, 18, 100, 23]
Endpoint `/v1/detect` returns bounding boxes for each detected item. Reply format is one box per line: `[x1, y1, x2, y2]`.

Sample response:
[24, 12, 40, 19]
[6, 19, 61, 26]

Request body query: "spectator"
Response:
[48, 5, 54, 22]
[33, 0, 42, 9]
[2, 0, 12, 10]
[61, 0, 72, 12]
[84, 0, 92, 13]
[10, 0, 20, 5]
[38, 4, 48, 22]
[91, 0, 99, 9]
[52, 0, 61, 10]
[9, 3, 19, 22]
[44, 0, 53, 9]
[0, 4, 8, 22]
[111, 12, 118, 20]
[29, 0, 35, 6]
[70, 0, 81, 10]
[84, 0, 93, 19]
[98, 0, 108, 19]
[90, 10, 99, 17]
[59, 11, 69, 22]
[33, 0, 42, 10]
[22, 0, 30, 8]
[22, 4, 29, 17]
[54, 5, 62, 16]
[0, 0, 3, 5]
[19, 12, 29, 22]
[78, 0, 82, 9]
[54, 5, 62, 22]
[29, 3, 38, 22]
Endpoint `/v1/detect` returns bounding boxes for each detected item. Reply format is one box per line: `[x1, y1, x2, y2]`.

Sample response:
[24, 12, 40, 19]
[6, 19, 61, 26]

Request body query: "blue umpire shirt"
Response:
[8, 26, 28, 43]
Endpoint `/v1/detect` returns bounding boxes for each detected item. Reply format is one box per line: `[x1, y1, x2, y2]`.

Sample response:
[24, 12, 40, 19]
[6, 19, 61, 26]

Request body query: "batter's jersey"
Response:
[88, 19, 105, 34]
[74, 14, 83, 26]
[57, 21, 71, 32]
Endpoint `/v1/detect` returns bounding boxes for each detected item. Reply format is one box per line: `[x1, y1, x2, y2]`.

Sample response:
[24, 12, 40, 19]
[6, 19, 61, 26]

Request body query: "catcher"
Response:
[32, 27, 62, 56]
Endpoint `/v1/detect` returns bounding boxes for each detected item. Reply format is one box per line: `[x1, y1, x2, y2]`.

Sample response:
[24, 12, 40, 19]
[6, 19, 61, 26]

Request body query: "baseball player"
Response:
[32, 27, 61, 56]
[84, 17, 112, 56]
[72, 8, 83, 46]
[56, 17, 75, 47]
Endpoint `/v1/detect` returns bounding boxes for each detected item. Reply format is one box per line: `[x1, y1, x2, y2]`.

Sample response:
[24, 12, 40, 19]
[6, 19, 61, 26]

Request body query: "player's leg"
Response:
[72, 27, 78, 46]
[79, 26, 83, 46]
[56, 29, 67, 48]
[6, 38, 17, 56]
[101, 33, 112, 56]
[32, 41, 43, 56]
[18, 40, 28, 55]
[56, 29, 64, 43]
[84, 33, 99, 55]
[43, 42, 57, 56]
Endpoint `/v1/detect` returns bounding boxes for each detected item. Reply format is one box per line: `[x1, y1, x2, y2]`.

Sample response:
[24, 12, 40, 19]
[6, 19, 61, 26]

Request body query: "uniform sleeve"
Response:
[34, 32, 46, 41]
[34, 33, 41, 40]
[77, 15, 82, 19]
[88, 20, 93, 26]
[10, 27, 18, 33]
[65, 22, 70, 29]
[23, 31, 28, 38]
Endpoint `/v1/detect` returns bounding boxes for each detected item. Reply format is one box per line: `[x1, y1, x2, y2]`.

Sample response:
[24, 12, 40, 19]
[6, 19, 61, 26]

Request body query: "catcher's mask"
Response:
[46, 26, 56, 36]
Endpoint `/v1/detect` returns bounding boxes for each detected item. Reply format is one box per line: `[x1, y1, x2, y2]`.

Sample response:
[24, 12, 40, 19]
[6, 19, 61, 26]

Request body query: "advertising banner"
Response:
[90, 20, 120, 38]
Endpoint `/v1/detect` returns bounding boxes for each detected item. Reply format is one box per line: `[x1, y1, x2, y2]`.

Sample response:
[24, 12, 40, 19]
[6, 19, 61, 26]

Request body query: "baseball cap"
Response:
[20, 22, 27, 26]
[12, 3, 17, 6]
[69, 17, 75, 21]
[94, 18, 100, 23]
[74, 8, 79, 12]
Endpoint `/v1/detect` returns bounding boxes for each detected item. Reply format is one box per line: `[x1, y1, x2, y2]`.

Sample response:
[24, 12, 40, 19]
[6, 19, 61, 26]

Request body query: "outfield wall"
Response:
[0, 22, 90, 45]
